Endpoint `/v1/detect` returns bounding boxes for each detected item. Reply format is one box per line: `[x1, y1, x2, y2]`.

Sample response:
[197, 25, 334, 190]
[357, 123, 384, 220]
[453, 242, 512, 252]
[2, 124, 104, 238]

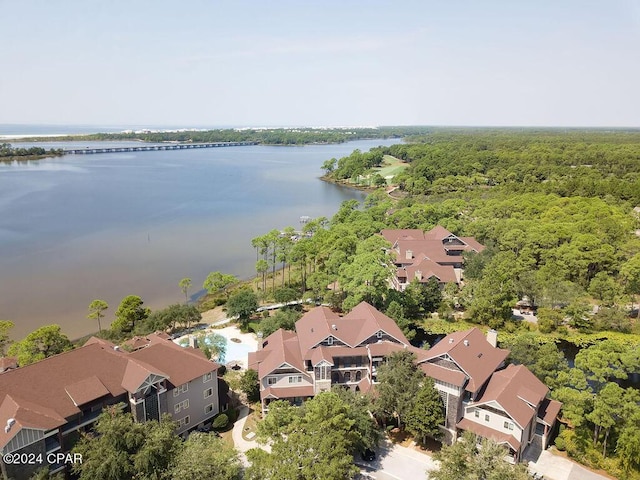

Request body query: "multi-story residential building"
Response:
[380, 226, 485, 290]
[249, 301, 429, 414]
[0, 333, 220, 479]
[250, 302, 561, 461]
[417, 328, 562, 460]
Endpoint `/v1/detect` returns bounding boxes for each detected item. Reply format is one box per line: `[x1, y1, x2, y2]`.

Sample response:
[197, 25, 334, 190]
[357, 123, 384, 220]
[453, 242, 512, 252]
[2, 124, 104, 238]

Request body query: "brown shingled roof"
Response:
[128, 336, 218, 388]
[420, 362, 467, 388]
[380, 229, 425, 245]
[472, 364, 548, 429]
[421, 328, 509, 393]
[64, 376, 110, 407]
[398, 256, 458, 284]
[457, 418, 521, 452]
[254, 329, 306, 378]
[0, 395, 66, 448]
[538, 397, 562, 426]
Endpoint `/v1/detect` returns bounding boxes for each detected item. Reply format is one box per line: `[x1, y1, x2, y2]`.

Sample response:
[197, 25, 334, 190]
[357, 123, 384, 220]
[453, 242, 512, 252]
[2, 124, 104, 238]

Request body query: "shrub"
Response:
[212, 413, 229, 430]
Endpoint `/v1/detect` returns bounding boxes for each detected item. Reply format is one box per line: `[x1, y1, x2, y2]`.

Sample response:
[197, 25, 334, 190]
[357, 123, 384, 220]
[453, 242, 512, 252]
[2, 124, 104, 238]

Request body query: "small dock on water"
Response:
[63, 141, 257, 155]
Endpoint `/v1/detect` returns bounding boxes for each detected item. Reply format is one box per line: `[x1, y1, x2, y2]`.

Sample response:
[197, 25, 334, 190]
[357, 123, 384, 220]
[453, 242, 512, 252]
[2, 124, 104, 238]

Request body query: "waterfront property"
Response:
[249, 302, 561, 462]
[0, 333, 222, 479]
[381, 226, 485, 290]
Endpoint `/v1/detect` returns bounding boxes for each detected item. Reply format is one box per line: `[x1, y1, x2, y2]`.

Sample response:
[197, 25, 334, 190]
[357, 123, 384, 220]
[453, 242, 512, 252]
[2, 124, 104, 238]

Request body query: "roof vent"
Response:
[463, 340, 469, 346]
[113, 345, 120, 351]
[449, 338, 454, 344]
[332, 324, 338, 331]
[5, 418, 15, 433]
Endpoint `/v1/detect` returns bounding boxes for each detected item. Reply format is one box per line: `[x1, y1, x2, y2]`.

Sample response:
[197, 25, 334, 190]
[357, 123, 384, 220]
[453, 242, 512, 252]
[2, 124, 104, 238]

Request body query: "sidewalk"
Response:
[231, 405, 270, 466]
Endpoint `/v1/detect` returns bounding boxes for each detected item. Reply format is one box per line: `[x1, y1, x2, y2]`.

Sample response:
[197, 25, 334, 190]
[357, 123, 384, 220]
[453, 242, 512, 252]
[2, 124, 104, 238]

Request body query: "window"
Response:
[176, 383, 188, 394]
[205, 404, 214, 414]
[204, 388, 213, 399]
[175, 399, 189, 413]
[376, 331, 383, 339]
[508, 423, 514, 431]
[504, 421, 509, 429]
[484, 414, 490, 422]
[327, 336, 334, 345]
[267, 377, 277, 385]
[203, 372, 213, 383]
[176, 416, 190, 428]
[475, 410, 480, 418]
[288, 375, 302, 384]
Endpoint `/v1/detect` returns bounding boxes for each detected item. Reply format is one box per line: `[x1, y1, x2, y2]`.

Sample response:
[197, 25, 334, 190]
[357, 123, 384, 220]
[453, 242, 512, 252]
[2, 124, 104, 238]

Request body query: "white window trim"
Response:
[203, 372, 213, 383]
[267, 376, 277, 385]
[205, 404, 214, 414]
[288, 375, 302, 384]
[327, 336, 334, 345]
[204, 388, 213, 399]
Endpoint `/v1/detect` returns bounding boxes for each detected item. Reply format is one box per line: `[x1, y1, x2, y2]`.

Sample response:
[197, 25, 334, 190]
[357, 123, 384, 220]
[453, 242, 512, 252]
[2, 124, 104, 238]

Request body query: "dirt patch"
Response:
[386, 428, 440, 456]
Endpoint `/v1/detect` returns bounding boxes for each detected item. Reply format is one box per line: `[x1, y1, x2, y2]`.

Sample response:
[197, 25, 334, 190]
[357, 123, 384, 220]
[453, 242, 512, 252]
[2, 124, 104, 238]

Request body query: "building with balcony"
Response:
[380, 226, 485, 290]
[249, 302, 561, 461]
[0, 333, 220, 480]
[248, 301, 429, 414]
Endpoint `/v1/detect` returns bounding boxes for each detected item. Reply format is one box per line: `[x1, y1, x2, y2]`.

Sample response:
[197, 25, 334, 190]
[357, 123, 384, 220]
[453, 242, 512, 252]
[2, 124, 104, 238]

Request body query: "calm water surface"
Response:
[0, 139, 399, 339]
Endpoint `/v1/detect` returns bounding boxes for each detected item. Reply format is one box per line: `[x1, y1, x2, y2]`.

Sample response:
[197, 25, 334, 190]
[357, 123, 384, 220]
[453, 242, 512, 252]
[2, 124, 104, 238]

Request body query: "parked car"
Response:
[360, 449, 376, 462]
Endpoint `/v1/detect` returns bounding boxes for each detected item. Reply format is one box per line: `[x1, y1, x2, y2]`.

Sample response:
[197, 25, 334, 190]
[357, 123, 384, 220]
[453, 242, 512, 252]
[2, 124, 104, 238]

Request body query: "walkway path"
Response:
[231, 405, 271, 466]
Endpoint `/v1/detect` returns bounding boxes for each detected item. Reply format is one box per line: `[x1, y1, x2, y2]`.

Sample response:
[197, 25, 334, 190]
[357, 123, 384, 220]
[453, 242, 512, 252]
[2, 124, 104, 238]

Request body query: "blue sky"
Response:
[1, 0, 639, 127]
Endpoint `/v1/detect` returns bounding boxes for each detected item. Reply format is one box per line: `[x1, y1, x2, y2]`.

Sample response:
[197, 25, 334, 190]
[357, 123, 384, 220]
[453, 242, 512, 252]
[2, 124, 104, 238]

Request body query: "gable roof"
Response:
[473, 364, 548, 428]
[380, 229, 425, 245]
[421, 328, 509, 393]
[252, 329, 306, 378]
[295, 301, 411, 356]
[398, 255, 458, 283]
[0, 332, 219, 450]
[128, 334, 218, 388]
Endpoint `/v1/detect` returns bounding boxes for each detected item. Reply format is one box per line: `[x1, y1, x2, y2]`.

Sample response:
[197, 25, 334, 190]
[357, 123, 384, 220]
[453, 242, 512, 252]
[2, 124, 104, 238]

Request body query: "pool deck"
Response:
[173, 321, 258, 369]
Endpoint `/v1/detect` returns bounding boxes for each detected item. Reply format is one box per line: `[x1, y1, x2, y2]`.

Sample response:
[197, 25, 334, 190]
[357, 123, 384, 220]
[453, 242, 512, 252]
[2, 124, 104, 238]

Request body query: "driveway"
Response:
[357, 440, 439, 480]
[527, 449, 613, 480]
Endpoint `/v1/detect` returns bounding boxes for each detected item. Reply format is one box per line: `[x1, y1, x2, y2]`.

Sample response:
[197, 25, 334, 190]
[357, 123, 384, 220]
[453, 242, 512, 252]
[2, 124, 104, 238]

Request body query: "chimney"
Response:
[415, 270, 422, 281]
[257, 331, 263, 350]
[486, 329, 498, 348]
[189, 335, 198, 349]
[405, 249, 413, 260]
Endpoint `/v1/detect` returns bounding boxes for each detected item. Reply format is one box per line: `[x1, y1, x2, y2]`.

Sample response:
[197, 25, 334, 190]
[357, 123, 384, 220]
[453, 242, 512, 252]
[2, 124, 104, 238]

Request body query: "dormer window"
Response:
[327, 336, 334, 345]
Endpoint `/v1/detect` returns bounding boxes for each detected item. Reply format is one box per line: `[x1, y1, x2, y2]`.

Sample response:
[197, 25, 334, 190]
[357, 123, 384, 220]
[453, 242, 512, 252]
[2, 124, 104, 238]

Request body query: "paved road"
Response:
[357, 440, 439, 480]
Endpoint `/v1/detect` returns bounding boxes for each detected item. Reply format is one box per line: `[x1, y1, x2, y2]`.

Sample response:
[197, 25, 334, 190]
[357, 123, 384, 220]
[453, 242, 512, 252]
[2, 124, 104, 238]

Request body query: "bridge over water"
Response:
[63, 141, 257, 155]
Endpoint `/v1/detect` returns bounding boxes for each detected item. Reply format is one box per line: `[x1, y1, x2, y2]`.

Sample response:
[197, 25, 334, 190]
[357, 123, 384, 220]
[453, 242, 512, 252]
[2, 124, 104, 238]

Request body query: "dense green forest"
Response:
[0, 142, 63, 159]
[249, 129, 640, 478]
[15, 126, 433, 145]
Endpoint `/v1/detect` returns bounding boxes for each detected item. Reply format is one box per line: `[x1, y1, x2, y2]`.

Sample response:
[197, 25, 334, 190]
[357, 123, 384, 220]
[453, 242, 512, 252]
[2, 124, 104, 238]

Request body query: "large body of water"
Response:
[0, 136, 399, 339]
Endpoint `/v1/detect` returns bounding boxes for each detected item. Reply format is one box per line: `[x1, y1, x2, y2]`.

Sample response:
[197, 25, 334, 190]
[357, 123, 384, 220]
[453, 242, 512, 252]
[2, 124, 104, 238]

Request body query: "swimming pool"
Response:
[178, 329, 255, 365]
